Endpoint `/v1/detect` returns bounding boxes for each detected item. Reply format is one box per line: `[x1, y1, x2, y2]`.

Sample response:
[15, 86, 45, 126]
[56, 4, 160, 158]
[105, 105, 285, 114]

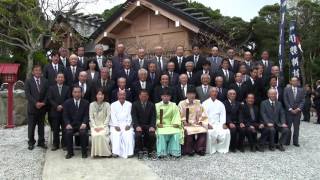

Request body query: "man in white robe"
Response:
[110, 90, 134, 158]
[202, 87, 230, 154]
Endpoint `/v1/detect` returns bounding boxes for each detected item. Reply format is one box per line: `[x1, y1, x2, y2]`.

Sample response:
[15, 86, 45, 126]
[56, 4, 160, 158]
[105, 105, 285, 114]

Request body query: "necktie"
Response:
[58, 85, 62, 96]
[157, 57, 162, 70]
[271, 102, 275, 111]
[103, 80, 106, 87]
[178, 57, 182, 69]
[250, 107, 255, 120]
[36, 79, 40, 92]
[126, 69, 129, 76]
[226, 70, 229, 81]
[293, 87, 297, 100]
[142, 102, 146, 110]
[142, 82, 145, 89]
[80, 83, 85, 95]
[204, 86, 207, 94]
[151, 73, 155, 82]
[194, 55, 198, 64]
[182, 85, 186, 97]
[72, 67, 76, 79]
[54, 65, 58, 73]
[139, 59, 143, 68]
[76, 100, 79, 109]
[219, 88, 222, 94]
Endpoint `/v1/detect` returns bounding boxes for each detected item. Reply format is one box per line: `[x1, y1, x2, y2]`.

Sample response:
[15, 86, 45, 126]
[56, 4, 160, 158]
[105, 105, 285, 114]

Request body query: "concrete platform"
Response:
[42, 148, 160, 180]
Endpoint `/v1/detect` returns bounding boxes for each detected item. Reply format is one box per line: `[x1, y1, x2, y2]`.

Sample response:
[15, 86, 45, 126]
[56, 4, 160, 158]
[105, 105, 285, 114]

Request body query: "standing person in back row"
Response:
[25, 65, 49, 150]
[283, 77, 305, 146]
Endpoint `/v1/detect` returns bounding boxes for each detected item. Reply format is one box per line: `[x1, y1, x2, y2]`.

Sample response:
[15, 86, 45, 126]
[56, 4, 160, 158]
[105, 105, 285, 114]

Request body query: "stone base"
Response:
[0, 90, 27, 126]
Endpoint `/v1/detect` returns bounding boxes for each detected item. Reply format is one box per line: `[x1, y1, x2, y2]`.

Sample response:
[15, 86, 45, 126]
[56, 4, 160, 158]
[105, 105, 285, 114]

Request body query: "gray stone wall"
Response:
[0, 90, 27, 126]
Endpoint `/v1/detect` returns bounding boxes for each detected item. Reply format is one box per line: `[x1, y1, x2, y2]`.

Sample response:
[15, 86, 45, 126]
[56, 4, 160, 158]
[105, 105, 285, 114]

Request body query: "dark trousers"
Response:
[183, 132, 207, 154]
[316, 106, 320, 123]
[65, 128, 88, 154]
[52, 115, 65, 147]
[229, 126, 246, 150]
[246, 127, 258, 147]
[302, 105, 311, 122]
[28, 113, 45, 146]
[135, 126, 156, 153]
[260, 126, 289, 146]
[286, 112, 301, 145]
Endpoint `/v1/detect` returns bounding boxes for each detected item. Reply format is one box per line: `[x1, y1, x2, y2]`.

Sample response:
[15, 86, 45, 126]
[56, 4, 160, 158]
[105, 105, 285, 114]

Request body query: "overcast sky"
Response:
[80, 0, 280, 22]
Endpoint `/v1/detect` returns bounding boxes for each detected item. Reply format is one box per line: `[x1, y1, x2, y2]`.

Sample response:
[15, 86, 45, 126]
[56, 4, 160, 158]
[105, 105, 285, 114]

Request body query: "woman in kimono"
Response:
[89, 88, 112, 157]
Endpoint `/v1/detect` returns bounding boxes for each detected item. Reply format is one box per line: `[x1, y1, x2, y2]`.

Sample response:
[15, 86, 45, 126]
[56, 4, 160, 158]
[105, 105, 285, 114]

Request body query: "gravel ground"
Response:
[0, 125, 48, 180]
[145, 118, 320, 180]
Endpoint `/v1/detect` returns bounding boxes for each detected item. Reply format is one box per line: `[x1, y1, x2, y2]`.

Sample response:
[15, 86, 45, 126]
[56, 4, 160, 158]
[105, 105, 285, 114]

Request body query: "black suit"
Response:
[224, 100, 245, 150]
[59, 57, 70, 68]
[152, 86, 176, 103]
[77, 56, 89, 70]
[94, 79, 115, 102]
[112, 54, 128, 70]
[25, 77, 48, 146]
[48, 84, 70, 147]
[63, 98, 89, 155]
[228, 59, 240, 73]
[131, 100, 156, 152]
[166, 71, 179, 86]
[131, 81, 153, 101]
[216, 87, 227, 102]
[147, 72, 160, 88]
[76, 81, 94, 103]
[65, 66, 82, 86]
[215, 68, 235, 88]
[115, 68, 137, 89]
[169, 56, 189, 74]
[132, 59, 149, 72]
[111, 88, 132, 103]
[175, 84, 194, 103]
[185, 71, 196, 85]
[243, 78, 264, 106]
[186, 54, 207, 72]
[229, 83, 247, 103]
[43, 63, 66, 86]
[240, 103, 262, 148]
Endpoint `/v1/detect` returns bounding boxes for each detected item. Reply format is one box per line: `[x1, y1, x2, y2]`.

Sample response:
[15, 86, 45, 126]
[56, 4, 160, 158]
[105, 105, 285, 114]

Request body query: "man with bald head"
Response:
[77, 71, 94, 102]
[258, 50, 274, 78]
[131, 68, 152, 101]
[176, 74, 195, 103]
[65, 54, 83, 86]
[202, 87, 231, 154]
[260, 88, 289, 151]
[207, 46, 222, 74]
[94, 67, 115, 102]
[116, 58, 137, 89]
[112, 43, 128, 70]
[132, 48, 149, 71]
[224, 89, 245, 152]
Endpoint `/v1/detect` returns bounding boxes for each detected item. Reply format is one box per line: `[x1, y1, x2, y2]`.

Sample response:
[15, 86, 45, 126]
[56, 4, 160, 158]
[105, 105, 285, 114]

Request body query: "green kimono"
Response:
[155, 101, 183, 157]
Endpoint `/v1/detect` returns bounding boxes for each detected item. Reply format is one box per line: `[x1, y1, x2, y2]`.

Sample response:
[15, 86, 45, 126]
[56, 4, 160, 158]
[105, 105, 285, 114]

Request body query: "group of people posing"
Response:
[25, 43, 310, 159]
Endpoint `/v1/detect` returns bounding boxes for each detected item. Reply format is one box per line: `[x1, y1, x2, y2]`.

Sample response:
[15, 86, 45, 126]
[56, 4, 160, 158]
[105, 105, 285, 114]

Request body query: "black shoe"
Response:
[188, 152, 195, 157]
[314, 122, 320, 124]
[65, 153, 73, 159]
[293, 143, 300, 147]
[257, 145, 264, 152]
[239, 147, 245, 153]
[278, 145, 285, 151]
[37, 144, 48, 149]
[82, 153, 88, 158]
[250, 146, 256, 152]
[51, 146, 59, 151]
[197, 151, 206, 156]
[28, 145, 34, 150]
[230, 149, 237, 153]
[269, 146, 276, 151]
[138, 151, 144, 160]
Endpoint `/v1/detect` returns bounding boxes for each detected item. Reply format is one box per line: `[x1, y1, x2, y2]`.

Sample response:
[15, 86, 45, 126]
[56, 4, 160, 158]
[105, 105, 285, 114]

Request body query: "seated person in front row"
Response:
[178, 87, 208, 156]
[156, 88, 183, 158]
[224, 89, 245, 153]
[259, 88, 289, 152]
[239, 93, 264, 152]
[131, 90, 157, 159]
[202, 87, 231, 154]
[63, 86, 89, 159]
[110, 90, 135, 158]
[89, 89, 112, 157]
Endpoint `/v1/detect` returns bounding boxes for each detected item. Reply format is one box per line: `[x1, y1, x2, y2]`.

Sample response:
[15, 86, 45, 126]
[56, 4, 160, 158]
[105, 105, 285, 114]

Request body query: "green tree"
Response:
[101, 4, 122, 20]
